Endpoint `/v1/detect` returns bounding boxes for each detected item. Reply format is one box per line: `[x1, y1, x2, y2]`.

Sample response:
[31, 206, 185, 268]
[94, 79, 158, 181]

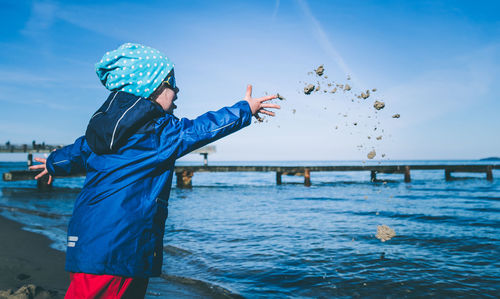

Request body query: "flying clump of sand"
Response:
[304, 84, 315, 95]
[367, 149, 376, 160]
[276, 93, 286, 101]
[373, 101, 385, 110]
[315, 65, 325, 76]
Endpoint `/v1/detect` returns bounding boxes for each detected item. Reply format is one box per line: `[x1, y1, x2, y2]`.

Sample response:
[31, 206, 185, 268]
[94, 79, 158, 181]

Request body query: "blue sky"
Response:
[1, 0, 499, 161]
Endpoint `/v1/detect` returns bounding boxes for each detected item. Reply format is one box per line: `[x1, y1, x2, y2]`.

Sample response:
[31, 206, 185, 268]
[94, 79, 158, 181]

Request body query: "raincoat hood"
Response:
[85, 91, 165, 155]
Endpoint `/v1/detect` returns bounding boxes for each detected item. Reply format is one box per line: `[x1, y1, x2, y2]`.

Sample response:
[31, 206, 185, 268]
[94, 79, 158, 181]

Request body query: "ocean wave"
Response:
[348, 210, 500, 228]
[160, 274, 244, 299]
[288, 197, 345, 201]
[0, 205, 69, 219]
[163, 245, 193, 257]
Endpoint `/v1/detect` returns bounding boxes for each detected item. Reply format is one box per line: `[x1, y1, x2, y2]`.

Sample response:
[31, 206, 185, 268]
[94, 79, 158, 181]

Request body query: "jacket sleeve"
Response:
[158, 100, 253, 160]
[46, 136, 88, 176]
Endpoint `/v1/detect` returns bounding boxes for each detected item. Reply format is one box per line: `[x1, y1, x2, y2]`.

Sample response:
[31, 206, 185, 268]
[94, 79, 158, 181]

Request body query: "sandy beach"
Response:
[0, 215, 68, 298]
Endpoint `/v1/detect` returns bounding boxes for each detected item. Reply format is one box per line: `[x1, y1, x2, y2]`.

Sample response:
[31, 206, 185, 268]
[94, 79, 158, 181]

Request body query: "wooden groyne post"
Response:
[487, 166, 493, 181]
[176, 170, 194, 188]
[276, 172, 282, 185]
[304, 168, 311, 187]
[444, 165, 494, 181]
[404, 166, 411, 183]
[370, 165, 412, 182]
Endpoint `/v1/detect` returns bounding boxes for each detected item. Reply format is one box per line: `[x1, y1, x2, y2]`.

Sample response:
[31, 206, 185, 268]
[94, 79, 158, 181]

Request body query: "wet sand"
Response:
[0, 215, 68, 298]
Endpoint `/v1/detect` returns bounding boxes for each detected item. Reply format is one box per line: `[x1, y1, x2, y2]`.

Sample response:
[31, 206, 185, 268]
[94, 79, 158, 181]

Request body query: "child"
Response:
[30, 43, 280, 298]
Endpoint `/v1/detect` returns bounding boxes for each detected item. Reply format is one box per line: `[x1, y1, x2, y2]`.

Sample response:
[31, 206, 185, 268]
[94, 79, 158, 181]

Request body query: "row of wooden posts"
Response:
[174, 165, 496, 188]
[2, 164, 496, 189]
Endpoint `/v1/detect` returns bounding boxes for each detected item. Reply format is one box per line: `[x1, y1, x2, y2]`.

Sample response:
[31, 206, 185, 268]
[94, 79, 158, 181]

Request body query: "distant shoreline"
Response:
[480, 157, 500, 161]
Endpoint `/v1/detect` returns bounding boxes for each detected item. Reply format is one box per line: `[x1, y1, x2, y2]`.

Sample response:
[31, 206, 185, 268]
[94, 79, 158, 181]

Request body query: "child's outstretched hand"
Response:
[29, 157, 53, 185]
[244, 85, 280, 121]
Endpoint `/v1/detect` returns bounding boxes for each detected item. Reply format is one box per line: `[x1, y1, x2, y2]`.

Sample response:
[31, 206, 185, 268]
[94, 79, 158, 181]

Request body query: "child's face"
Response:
[155, 87, 178, 114]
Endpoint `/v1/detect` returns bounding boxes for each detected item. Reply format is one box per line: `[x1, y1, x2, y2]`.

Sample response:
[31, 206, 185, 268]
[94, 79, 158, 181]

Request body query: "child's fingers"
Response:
[29, 164, 45, 170]
[34, 170, 47, 180]
[245, 85, 253, 99]
[259, 109, 275, 116]
[258, 95, 277, 102]
[261, 103, 281, 109]
[48, 175, 53, 185]
[34, 157, 46, 163]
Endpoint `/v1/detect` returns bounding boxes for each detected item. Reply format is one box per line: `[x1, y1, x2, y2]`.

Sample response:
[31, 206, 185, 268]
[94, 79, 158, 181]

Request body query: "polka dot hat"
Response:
[95, 43, 175, 98]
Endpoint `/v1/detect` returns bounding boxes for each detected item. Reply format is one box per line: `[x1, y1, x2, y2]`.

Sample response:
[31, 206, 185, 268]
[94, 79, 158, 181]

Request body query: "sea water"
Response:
[1, 161, 499, 298]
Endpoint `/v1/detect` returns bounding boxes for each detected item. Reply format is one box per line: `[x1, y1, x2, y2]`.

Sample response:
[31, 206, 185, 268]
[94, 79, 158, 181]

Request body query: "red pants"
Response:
[65, 273, 149, 299]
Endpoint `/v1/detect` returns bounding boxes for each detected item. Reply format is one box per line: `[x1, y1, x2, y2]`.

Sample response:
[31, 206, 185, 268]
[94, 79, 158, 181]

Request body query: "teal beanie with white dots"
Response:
[95, 43, 175, 98]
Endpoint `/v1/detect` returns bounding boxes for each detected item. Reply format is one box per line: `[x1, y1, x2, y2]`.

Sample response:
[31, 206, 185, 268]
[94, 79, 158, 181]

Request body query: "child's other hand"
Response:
[29, 157, 53, 184]
[244, 85, 280, 121]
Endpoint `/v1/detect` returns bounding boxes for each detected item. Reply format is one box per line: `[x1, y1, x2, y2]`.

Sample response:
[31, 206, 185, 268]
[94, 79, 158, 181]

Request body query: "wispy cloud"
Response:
[55, 2, 151, 41]
[0, 69, 59, 85]
[0, 69, 101, 90]
[295, 0, 353, 79]
[271, 0, 280, 21]
[21, 0, 58, 37]
[0, 93, 74, 111]
[0, 69, 99, 111]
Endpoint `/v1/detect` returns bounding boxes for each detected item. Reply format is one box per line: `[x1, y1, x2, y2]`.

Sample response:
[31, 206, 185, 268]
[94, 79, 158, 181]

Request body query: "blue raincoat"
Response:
[46, 90, 252, 277]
